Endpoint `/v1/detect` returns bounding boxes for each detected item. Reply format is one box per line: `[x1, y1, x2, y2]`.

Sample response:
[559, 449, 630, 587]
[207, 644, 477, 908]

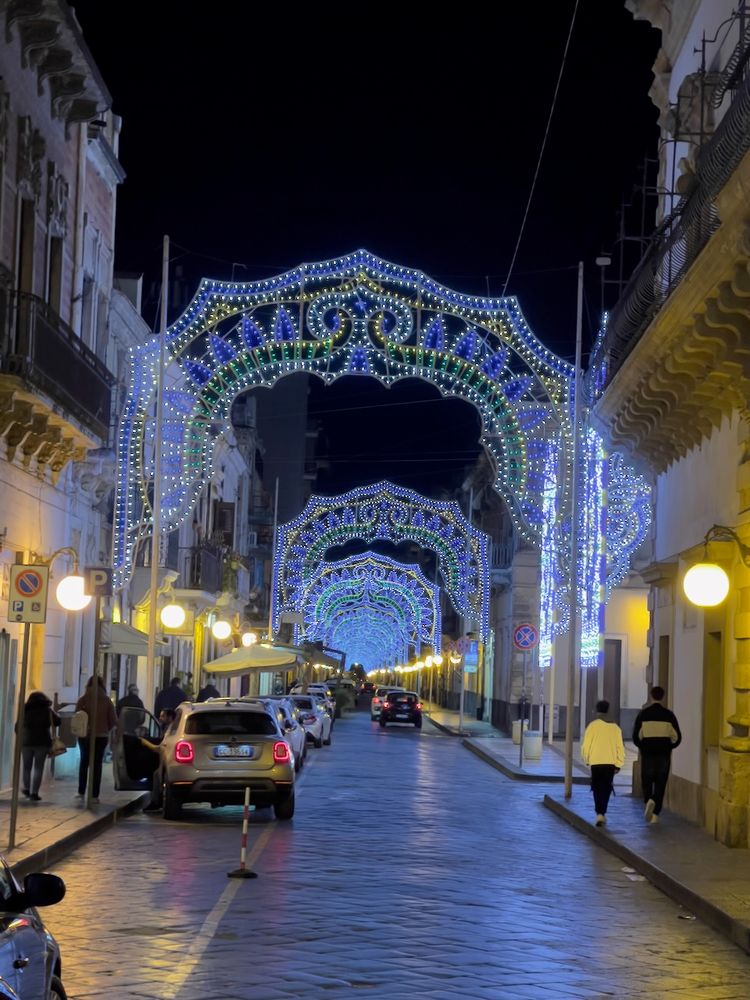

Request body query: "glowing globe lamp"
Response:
[241, 631, 258, 647]
[212, 619, 232, 640]
[56, 575, 91, 611]
[160, 603, 186, 629]
[683, 562, 730, 608]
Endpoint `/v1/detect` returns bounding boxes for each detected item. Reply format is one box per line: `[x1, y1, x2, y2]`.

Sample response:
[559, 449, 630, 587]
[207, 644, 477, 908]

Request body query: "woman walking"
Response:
[75, 675, 116, 803]
[21, 690, 60, 802]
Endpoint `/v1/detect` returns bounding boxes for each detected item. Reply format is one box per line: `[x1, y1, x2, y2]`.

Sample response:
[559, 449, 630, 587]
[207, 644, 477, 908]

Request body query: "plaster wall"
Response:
[604, 585, 649, 710]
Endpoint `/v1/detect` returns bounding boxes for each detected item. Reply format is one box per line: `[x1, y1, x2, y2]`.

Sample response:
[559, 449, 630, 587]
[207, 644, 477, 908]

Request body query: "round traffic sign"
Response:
[513, 622, 539, 650]
[14, 569, 44, 597]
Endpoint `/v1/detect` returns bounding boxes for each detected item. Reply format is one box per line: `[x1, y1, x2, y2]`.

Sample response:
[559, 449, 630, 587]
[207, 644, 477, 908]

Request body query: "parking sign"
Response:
[8, 565, 49, 623]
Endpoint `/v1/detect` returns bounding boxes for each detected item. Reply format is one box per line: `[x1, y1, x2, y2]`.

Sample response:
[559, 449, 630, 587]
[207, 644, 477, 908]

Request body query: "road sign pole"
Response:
[8, 623, 31, 850]
[518, 649, 527, 768]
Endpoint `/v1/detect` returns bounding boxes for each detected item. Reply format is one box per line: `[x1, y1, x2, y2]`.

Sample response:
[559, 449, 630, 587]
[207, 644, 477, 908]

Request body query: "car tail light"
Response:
[273, 741, 291, 764]
[383, 701, 391, 709]
[373, 697, 381, 705]
[175, 740, 194, 764]
[416, 703, 422, 711]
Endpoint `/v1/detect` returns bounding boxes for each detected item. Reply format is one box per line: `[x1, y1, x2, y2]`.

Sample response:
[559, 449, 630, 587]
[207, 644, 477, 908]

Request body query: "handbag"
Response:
[49, 736, 66, 758]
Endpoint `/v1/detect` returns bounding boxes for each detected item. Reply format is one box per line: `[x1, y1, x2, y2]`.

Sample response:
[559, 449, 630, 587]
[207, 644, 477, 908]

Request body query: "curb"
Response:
[464, 739, 590, 784]
[10, 792, 150, 880]
[543, 794, 750, 956]
[424, 714, 490, 740]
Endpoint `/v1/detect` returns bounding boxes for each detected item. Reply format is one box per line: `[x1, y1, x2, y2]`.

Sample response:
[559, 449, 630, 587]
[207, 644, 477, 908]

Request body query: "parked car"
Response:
[327, 677, 358, 706]
[0, 855, 67, 999]
[379, 691, 422, 729]
[307, 685, 335, 719]
[370, 686, 405, 720]
[290, 695, 332, 748]
[114, 699, 296, 821]
[360, 681, 375, 694]
[258, 696, 307, 771]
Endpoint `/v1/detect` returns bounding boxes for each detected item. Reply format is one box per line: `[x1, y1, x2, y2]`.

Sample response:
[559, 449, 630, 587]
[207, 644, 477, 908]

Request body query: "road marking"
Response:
[161, 822, 275, 999]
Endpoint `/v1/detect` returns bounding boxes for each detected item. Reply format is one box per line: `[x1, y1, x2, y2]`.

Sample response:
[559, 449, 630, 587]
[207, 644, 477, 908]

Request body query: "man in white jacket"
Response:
[581, 699, 625, 828]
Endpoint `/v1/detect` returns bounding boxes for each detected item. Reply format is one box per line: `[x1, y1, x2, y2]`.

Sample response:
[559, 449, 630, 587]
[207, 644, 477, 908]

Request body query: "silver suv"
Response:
[157, 699, 295, 821]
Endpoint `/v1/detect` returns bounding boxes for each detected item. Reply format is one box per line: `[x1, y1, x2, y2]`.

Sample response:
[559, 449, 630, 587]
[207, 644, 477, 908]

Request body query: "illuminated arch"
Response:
[301, 552, 441, 668]
[272, 481, 488, 638]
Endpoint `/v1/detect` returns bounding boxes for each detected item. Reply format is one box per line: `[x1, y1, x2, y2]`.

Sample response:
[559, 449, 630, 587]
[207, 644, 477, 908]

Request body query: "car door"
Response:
[0, 863, 21, 998]
[0, 858, 50, 999]
[113, 707, 162, 789]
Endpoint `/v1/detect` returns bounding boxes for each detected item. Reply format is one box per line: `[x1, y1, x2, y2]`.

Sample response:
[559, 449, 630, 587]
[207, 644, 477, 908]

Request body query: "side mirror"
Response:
[23, 873, 66, 909]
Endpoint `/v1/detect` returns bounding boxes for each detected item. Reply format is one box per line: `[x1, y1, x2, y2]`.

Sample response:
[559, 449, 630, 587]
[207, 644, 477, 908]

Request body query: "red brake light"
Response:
[273, 741, 291, 764]
[383, 700, 391, 709]
[416, 703, 422, 711]
[175, 740, 194, 764]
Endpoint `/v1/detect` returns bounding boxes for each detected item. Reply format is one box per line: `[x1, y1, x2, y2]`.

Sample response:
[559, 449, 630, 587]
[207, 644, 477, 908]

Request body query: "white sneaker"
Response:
[649, 813, 659, 824]
[644, 799, 655, 821]
[74, 793, 84, 801]
[595, 814, 606, 827]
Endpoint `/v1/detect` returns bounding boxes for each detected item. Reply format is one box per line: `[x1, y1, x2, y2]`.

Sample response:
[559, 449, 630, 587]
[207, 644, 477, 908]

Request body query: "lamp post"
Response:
[8, 548, 90, 849]
[682, 525, 750, 607]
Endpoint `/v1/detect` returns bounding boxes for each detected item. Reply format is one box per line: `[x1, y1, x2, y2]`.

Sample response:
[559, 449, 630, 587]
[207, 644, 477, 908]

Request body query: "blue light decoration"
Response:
[111, 251, 651, 669]
[301, 552, 441, 671]
[272, 481, 488, 640]
[579, 429, 607, 670]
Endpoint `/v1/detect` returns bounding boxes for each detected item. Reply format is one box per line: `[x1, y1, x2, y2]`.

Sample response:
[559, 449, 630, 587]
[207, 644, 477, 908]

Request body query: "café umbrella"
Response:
[202, 643, 299, 677]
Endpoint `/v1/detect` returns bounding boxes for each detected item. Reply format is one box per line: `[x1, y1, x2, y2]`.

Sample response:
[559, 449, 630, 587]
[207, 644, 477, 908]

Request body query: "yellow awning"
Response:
[202, 644, 299, 677]
[106, 622, 168, 657]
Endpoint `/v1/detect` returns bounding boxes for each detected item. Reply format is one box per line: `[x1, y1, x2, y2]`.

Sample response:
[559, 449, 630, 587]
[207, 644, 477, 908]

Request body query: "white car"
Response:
[290, 695, 332, 748]
[247, 697, 307, 772]
[371, 686, 405, 720]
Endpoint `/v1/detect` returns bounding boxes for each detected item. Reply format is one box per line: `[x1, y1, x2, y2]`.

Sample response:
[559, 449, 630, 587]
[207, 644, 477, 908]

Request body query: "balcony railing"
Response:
[0, 290, 113, 439]
[184, 543, 224, 594]
[587, 44, 750, 400]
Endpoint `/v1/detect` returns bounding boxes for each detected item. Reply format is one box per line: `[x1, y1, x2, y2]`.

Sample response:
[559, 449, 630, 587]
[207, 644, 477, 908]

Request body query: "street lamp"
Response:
[56, 573, 91, 611]
[160, 602, 186, 629]
[212, 618, 232, 641]
[241, 630, 258, 647]
[683, 525, 750, 607]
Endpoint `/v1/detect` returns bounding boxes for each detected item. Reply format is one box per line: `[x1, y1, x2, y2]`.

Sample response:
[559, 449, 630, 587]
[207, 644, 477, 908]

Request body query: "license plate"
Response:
[214, 744, 253, 758]
[396, 713, 409, 719]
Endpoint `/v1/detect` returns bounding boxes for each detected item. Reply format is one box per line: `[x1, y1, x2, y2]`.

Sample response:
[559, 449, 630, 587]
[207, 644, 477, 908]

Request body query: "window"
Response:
[47, 235, 63, 313]
[185, 711, 276, 736]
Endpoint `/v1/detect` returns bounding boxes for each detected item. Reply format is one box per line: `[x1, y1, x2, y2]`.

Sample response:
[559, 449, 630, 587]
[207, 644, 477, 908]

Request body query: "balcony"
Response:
[185, 543, 224, 595]
[0, 290, 113, 441]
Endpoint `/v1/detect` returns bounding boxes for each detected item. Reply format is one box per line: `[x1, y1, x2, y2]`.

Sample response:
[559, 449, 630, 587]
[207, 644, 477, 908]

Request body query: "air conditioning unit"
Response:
[248, 531, 258, 547]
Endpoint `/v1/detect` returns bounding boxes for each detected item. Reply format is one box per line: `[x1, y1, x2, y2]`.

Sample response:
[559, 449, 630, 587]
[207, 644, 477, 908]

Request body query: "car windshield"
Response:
[294, 698, 314, 710]
[389, 693, 415, 703]
[185, 711, 277, 736]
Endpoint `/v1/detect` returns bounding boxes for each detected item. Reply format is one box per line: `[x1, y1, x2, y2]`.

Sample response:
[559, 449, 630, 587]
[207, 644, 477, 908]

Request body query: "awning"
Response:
[105, 622, 168, 657]
[202, 644, 300, 677]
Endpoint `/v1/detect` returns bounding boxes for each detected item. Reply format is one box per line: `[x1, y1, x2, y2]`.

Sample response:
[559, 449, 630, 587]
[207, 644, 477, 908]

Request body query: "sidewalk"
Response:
[0, 753, 148, 879]
[426, 704, 750, 956]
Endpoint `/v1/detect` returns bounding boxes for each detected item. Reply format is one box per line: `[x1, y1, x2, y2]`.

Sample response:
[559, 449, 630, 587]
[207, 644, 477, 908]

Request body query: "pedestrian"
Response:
[75, 675, 117, 803]
[19, 690, 60, 802]
[632, 685, 682, 824]
[116, 683, 145, 734]
[154, 676, 188, 715]
[581, 699, 625, 828]
[196, 677, 220, 702]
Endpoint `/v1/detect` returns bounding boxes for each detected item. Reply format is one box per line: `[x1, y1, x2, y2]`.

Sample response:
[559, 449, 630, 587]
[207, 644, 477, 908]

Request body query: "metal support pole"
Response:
[8, 623, 31, 850]
[146, 235, 170, 710]
[86, 595, 102, 808]
[518, 649, 527, 768]
[547, 657, 556, 744]
[268, 477, 279, 640]
[458, 659, 465, 734]
[564, 262, 584, 799]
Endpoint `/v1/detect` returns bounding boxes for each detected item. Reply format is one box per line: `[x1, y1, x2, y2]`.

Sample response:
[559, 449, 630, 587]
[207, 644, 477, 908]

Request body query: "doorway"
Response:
[603, 639, 622, 723]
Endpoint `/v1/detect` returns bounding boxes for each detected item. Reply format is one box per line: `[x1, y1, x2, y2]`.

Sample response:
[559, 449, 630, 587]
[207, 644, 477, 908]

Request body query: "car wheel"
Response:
[379, 717, 386, 728]
[49, 975, 68, 1000]
[274, 789, 295, 821]
[162, 782, 182, 821]
[314, 733, 323, 749]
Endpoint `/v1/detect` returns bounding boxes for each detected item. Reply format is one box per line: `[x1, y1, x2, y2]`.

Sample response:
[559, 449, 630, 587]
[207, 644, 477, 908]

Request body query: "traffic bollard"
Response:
[228, 786, 258, 879]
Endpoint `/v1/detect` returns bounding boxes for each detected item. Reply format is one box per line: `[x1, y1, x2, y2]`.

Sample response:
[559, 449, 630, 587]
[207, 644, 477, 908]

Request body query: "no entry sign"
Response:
[8, 565, 49, 623]
[513, 622, 538, 651]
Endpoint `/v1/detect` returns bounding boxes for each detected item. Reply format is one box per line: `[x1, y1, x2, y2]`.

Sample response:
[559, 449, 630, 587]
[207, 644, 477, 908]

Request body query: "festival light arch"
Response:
[301, 552, 441, 669]
[112, 251, 651, 667]
[272, 481, 488, 638]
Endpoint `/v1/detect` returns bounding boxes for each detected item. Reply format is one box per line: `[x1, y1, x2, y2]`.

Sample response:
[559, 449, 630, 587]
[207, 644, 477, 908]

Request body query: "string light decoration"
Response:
[301, 552, 441, 669]
[271, 481, 489, 639]
[111, 251, 651, 667]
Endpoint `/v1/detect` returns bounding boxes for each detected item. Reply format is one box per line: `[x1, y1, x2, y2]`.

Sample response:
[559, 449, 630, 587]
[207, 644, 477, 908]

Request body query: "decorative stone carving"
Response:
[16, 115, 45, 200]
[46, 161, 68, 237]
[36, 46, 73, 96]
[71, 447, 116, 510]
[49, 72, 85, 121]
[18, 17, 59, 68]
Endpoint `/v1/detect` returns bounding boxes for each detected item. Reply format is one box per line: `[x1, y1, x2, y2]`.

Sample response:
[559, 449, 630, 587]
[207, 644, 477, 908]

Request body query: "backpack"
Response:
[71, 709, 88, 738]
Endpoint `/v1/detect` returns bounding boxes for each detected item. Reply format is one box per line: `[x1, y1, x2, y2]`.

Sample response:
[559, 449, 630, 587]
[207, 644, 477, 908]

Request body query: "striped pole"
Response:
[228, 786, 258, 879]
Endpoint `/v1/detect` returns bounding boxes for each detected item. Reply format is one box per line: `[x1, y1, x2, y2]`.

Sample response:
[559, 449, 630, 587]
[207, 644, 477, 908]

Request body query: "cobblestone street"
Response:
[44, 713, 750, 999]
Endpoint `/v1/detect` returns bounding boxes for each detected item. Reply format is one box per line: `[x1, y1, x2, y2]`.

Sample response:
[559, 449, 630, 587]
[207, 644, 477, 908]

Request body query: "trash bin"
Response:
[523, 730, 543, 760]
[512, 719, 529, 744]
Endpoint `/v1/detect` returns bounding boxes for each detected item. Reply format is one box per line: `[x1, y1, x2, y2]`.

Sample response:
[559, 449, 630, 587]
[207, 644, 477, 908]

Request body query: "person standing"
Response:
[196, 678, 220, 702]
[154, 676, 188, 715]
[632, 685, 682, 824]
[116, 683, 145, 735]
[581, 699, 626, 828]
[20, 690, 60, 802]
[75, 675, 117, 803]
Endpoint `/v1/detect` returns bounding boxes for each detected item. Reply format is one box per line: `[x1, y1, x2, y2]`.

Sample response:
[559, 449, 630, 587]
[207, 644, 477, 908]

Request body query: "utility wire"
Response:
[501, 0, 580, 297]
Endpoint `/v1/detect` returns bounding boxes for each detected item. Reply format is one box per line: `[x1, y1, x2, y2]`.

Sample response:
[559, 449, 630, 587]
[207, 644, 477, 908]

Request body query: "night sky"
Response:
[72, 1, 660, 498]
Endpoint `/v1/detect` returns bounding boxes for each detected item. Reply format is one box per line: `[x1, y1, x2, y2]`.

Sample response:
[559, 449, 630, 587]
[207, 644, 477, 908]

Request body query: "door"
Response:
[603, 639, 622, 723]
[0, 863, 21, 997]
[113, 707, 162, 790]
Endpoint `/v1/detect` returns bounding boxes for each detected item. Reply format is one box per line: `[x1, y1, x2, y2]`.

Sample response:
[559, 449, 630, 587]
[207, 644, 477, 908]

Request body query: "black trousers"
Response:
[641, 753, 671, 815]
[77, 737, 108, 797]
[590, 764, 616, 815]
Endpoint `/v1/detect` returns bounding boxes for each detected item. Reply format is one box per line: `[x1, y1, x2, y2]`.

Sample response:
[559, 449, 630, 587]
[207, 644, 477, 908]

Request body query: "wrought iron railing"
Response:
[0, 289, 113, 439]
[185, 543, 224, 593]
[588, 44, 750, 398]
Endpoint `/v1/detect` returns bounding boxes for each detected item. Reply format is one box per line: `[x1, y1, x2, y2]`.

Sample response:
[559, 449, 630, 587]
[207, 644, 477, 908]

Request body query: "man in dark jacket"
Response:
[632, 686, 682, 824]
[196, 678, 221, 702]
[116, 684, 145, 734]
[154, 676, 188, 715]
